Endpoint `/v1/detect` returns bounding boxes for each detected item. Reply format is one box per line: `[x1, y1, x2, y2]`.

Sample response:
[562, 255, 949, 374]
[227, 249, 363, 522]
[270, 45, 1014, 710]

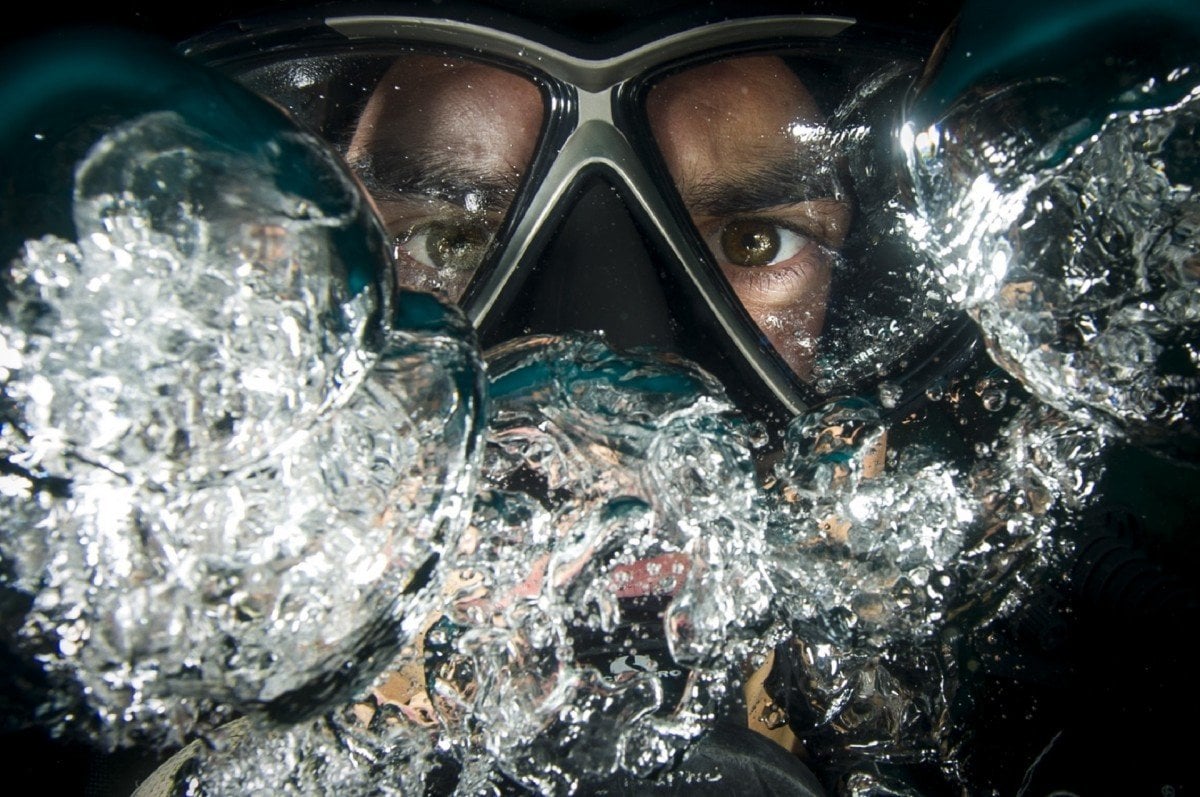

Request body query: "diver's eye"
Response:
[396, 219, 492, 272]
[718, 218, 808, 267]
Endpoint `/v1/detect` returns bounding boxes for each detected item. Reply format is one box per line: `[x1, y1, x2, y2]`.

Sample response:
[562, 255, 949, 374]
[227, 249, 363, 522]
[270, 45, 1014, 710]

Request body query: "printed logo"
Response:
[610, 654, 658, 675]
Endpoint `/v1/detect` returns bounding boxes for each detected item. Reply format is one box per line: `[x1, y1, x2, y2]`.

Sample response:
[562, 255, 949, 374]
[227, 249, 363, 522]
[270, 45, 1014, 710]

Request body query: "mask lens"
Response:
[646, 55, 849, 383]
[221, 50, 546, 304]
[645, 49, 961, 399]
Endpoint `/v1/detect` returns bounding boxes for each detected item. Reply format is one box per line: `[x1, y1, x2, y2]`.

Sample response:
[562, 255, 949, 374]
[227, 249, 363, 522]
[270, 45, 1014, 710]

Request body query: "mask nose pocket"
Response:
[475, 171, 801, 422]
[476, 176, 677, 351]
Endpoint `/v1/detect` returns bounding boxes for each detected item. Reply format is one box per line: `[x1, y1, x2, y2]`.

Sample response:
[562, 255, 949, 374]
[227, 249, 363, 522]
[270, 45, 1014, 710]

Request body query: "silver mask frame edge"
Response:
[326, 16, 855, 89]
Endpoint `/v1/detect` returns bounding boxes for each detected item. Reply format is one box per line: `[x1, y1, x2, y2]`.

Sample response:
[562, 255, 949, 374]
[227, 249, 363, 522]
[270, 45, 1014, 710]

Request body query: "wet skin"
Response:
[347, 54, 850, 379]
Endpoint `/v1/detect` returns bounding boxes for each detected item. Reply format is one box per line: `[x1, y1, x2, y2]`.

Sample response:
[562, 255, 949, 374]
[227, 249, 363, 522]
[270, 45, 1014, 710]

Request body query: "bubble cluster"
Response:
[170, 334, 776, 795]
[419, 335, 775, 793]
[758, 392, 1108, 785]
[902, 43, 1200, 459]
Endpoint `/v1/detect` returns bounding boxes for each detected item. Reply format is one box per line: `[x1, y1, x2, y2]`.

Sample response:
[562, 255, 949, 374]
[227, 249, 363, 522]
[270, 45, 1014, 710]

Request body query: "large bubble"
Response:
[899, 0, 1200, 460]
[0, 35, 485, 749]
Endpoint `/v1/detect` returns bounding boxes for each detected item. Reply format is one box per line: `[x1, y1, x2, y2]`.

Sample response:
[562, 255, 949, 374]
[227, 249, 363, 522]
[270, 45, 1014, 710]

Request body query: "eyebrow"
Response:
[345, 148, 523, 212]
[676, 154, 846, 216]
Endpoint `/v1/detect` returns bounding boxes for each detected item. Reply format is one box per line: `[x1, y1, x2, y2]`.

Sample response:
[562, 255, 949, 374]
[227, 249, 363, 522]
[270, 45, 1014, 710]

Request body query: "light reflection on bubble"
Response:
[175, 334, 778, 796]
[424, 335, 773, 793]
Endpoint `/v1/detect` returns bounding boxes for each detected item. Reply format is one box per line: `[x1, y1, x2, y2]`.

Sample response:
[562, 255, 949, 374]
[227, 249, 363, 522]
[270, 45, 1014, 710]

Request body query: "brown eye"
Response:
[399, 220, 492, 273]
[719, 218, 805, 267]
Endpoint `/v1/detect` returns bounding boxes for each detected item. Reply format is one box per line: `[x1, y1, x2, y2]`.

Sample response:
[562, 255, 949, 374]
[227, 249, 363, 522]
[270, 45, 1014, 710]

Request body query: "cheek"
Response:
[759, 301, 829, 380]
[724, 248, 832, 311]
[392, 257, 476, 304]
[729, 258, 831, 379]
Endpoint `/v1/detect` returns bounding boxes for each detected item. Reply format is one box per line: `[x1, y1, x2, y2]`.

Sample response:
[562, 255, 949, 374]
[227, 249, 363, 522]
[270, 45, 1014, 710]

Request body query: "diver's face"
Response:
[348, 54, 849, 379]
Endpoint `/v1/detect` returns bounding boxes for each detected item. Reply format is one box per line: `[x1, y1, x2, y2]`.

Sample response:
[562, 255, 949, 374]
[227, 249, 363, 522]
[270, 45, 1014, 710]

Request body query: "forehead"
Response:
[651, 55, 818, 103]
[348, 55, 544, 158]
[360, 56, 540, 116]
[645, 56, 825, 179]
[344, 52, 833, 213]
[646, 55, 822, 126]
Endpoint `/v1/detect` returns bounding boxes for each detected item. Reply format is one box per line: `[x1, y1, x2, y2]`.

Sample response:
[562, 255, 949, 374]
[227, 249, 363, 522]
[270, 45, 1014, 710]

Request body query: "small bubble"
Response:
[747, 423, 770, 449]
[878, 382, 902, 409]
[981, 388, 1007, 412]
